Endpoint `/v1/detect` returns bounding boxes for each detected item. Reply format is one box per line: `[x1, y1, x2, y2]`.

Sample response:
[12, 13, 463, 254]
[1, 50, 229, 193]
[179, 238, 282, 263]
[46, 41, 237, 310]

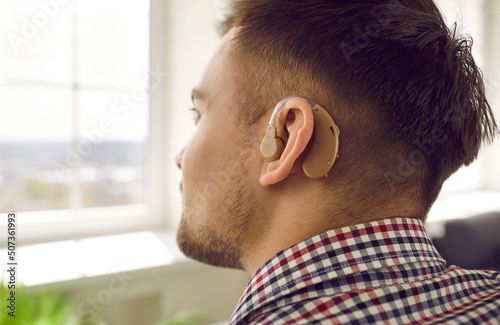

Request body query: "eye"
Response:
[188, 107, 201, 124]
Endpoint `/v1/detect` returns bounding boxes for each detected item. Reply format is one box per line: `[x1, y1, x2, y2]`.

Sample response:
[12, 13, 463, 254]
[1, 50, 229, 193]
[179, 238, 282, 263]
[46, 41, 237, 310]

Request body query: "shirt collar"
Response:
[231, 217, 446, 323]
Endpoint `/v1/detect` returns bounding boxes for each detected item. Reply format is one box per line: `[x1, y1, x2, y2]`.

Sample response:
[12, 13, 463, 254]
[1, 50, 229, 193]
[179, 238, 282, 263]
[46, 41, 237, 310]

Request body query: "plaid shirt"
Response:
[230, 217, 500, 324]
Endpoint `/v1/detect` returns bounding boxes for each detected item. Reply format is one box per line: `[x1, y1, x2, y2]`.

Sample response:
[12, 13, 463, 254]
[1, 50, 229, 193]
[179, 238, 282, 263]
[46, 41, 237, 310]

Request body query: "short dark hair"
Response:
[221, 0, 498, 221]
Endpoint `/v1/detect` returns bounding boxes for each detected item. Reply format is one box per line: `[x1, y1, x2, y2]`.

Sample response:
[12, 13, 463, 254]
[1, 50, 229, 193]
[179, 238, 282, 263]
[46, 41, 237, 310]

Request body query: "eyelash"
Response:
[188, 107, 200, 122]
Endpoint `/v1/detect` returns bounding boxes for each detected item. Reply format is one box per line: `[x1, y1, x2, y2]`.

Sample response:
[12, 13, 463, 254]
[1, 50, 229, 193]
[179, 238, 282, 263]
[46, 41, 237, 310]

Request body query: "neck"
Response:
[241, 180, 344, 275]
[239, 179, 424, 275]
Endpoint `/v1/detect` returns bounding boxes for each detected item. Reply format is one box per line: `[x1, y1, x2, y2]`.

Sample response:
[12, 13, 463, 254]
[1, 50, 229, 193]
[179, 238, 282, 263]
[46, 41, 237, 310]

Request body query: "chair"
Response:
[431, 211, 500, 271]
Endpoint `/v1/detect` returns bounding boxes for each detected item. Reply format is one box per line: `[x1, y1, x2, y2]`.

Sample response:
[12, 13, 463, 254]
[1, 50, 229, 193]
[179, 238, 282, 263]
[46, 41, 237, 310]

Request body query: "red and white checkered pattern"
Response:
[230, 217, 500, 324]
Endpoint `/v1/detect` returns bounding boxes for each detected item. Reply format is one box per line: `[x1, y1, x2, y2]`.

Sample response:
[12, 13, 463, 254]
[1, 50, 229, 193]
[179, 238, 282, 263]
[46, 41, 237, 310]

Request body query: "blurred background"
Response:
[0, 0, 499, 324]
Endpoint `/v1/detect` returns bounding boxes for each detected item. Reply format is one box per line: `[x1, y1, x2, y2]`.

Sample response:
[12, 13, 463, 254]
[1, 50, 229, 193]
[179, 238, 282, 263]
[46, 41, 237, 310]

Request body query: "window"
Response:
[429, 0, 500, 221]
[434, 0, 487, 196]
[1, 0, 498, 243]
[0, 0, 157, 243]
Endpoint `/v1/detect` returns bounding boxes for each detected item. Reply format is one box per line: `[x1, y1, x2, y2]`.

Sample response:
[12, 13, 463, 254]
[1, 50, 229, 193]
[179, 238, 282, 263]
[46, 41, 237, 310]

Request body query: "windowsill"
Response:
[1, 229, 196, 288]
[2, 190, 500, 288]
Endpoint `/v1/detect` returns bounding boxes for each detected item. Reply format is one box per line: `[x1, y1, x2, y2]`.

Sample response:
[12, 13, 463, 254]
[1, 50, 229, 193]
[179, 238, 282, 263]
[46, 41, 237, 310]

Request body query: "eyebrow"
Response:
[191, 88, 204, 104]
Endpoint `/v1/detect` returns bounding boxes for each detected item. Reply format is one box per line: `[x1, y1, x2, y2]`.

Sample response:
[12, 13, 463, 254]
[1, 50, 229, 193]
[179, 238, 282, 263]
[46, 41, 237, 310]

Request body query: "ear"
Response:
[260, 98, 314, 186]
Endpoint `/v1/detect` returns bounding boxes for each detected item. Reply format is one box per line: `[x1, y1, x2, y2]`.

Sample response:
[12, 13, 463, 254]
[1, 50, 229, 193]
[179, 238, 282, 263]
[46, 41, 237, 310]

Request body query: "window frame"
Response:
[0, 0, 168, 245]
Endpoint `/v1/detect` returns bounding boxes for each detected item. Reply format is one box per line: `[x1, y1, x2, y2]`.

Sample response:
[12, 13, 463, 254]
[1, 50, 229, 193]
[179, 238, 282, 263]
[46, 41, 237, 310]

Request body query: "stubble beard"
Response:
[176, 147, 257, 270]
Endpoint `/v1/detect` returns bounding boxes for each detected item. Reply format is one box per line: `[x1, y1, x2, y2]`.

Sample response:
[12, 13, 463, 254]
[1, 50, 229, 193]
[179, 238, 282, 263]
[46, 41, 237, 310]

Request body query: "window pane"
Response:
[0, 86, 72, 212]
[77, 0, 150, 88]
[77, 141, 145, 208]
[78, 90, 148, 142]
[0, 0, 150, 214]
[77, 90, 148, 208]
[0, 0, 72, 84]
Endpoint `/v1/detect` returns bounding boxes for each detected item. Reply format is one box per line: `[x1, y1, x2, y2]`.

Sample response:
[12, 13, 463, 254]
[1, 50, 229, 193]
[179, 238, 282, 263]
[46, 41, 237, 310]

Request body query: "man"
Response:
[176, 0, 500, 324]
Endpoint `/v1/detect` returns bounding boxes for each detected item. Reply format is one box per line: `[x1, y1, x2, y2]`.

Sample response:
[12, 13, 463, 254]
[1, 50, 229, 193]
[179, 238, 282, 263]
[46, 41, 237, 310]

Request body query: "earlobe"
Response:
[259, 98, 314, 186]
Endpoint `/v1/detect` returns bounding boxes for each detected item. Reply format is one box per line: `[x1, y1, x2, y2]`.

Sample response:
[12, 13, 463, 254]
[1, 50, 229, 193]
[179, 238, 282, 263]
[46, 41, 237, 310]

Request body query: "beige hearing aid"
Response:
[260, 125, 285, 161]
[260, 96, 340, 179]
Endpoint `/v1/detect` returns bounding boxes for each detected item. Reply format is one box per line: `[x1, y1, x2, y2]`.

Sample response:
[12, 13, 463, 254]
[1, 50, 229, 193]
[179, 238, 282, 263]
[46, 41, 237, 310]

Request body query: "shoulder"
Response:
[239, 267, 500, 325]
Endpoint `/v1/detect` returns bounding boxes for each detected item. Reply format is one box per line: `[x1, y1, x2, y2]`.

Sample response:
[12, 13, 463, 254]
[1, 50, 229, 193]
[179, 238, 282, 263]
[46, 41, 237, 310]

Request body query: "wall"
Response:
[55, 260, 250, 325]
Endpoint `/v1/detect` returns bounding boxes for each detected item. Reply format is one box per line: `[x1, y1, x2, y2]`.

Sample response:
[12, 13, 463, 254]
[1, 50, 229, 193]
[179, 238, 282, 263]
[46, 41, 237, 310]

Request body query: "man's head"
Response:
[176, 0, 498, 272]
[221, 0, 498, 219]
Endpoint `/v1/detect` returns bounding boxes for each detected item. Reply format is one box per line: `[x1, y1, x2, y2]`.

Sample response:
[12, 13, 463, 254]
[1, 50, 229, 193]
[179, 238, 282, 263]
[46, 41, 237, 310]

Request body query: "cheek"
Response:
[181, 126, 232, 204]
[182, 135, 211, 187]
[181, 140, 212, 221]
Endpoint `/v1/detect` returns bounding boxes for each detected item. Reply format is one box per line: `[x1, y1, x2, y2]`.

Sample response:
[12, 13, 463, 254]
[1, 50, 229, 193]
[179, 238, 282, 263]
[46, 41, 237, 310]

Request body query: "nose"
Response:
[176, 147, 185, 169]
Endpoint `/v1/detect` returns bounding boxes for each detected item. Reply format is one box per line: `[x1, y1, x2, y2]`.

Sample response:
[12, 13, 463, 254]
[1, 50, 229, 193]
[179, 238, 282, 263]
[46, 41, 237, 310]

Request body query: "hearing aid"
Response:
[260, 96, 340, 179]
